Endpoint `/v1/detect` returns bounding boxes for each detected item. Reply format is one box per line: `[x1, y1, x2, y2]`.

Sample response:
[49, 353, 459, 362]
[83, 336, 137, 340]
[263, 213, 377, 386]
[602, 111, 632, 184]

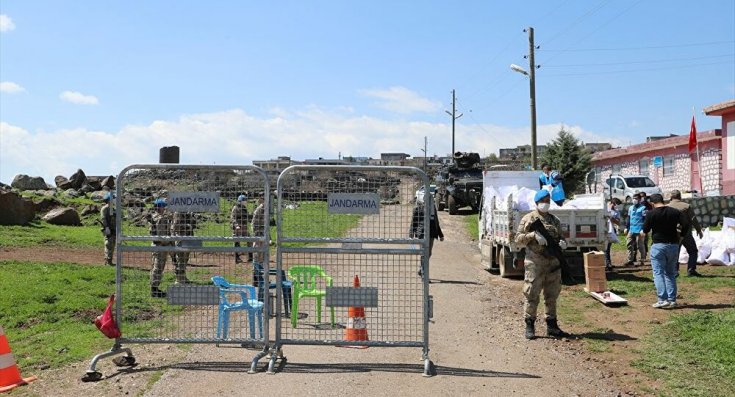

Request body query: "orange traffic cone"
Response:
[341, 275, 369, 349]
[0, 325, 37, 393]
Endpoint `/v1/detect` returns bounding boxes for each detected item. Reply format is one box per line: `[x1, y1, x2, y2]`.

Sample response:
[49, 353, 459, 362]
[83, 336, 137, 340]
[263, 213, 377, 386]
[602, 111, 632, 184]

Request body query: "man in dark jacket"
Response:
[410, 196, 444, 277]
[642, 194, 689, 309]
[667, 190, 703, 277]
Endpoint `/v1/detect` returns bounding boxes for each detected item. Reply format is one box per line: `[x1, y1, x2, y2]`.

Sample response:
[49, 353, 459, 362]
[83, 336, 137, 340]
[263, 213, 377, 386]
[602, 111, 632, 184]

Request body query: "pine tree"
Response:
[539, 128, 592, 196]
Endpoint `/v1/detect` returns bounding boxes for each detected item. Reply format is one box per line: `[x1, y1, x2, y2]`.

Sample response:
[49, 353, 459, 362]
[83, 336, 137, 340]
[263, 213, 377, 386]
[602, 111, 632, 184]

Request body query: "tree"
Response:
[539, 128, 592, 197]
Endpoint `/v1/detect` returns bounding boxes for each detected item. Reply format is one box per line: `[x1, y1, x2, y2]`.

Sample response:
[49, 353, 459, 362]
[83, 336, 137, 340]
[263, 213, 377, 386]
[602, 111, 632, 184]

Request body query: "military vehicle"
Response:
[435, 152, 483, 214]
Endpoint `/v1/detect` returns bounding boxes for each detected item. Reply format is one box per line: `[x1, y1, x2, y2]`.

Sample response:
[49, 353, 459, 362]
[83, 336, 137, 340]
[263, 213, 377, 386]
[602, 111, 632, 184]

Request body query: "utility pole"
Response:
[445, 89, 463, 161]
[424, 136, 428, 171]
[527, 27, 538, 170]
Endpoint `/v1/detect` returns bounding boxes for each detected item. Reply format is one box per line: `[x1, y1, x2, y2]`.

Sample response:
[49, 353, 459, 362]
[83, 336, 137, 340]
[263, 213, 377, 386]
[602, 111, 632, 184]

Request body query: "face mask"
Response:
[537, 202, 550, 212]
[632, 199, 639, 205]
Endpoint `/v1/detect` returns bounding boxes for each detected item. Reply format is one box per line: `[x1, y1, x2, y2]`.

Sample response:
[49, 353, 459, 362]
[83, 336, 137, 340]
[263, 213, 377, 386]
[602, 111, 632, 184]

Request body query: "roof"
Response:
[592, 129, 721, 162]
[703, 99, 735, 116]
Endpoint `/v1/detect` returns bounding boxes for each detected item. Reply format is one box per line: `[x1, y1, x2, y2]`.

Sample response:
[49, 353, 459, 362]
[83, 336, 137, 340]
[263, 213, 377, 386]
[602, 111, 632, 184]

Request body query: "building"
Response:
[252, 156, 294, 172]
[584, 142, 613, 153]
[590, 99, 735, 196]
[704, 99, 735, 195]
[498, 145, 547, 160]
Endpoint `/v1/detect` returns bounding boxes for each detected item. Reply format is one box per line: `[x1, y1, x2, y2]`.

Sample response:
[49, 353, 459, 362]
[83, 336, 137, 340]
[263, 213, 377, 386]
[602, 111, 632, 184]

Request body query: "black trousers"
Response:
[680, 233, 698, 273]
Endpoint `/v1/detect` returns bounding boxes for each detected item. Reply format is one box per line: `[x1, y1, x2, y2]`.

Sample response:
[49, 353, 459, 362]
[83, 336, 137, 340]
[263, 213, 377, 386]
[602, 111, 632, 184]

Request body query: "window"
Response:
[663, 156, 675, 176]
[639, 158, 649, 175]
[625, 177, 656, 188]
[615, 178, 625, 189]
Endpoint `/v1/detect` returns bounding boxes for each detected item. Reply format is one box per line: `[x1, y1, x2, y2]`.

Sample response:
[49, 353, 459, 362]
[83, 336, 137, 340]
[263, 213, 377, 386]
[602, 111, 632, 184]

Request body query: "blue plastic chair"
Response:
[211, 276, 264, 339]
[252, 262, 293, 316]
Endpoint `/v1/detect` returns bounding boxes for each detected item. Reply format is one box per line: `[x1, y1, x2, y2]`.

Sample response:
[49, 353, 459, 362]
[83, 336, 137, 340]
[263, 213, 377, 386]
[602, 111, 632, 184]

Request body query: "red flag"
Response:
[688, 115, 697, 153]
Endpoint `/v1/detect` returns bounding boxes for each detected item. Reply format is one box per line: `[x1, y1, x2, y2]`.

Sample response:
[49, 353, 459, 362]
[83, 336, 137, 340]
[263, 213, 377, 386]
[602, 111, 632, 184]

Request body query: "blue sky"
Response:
[1, 0, 733, 183]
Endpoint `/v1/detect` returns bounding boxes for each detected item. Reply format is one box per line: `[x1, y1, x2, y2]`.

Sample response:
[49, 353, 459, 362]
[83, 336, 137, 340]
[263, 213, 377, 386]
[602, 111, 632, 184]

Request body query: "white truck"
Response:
[479, 170, 608, 277]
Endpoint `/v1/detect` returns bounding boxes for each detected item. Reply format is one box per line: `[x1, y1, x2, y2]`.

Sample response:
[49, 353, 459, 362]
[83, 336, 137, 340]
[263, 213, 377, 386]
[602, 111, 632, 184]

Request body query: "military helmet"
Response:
[237, 194, 247, 202]
[153, 198, 167, 208]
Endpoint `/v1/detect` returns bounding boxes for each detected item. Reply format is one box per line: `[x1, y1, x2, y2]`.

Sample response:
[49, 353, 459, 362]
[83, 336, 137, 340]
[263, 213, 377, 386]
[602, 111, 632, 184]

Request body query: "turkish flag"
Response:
[688, 115, 697, 154]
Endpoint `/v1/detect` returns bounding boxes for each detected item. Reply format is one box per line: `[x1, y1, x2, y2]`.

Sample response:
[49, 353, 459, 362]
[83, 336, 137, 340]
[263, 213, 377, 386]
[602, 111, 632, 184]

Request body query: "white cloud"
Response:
[60, 91, 99, 105]
[0, 108, 618, 185]
[359, 86, 441, 114]
[0, 81, 25, 93]
[0, 15, 15, 32]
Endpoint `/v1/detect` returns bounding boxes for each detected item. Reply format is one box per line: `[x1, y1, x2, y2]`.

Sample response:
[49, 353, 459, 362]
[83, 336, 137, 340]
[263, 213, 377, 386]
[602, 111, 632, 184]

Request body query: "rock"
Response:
[68, 169, 87, 189]
[81, 204, 99, 217]
[62, 189, 81, 199]
[11, 174, 48, 191]
[101, 175, 115, 189]
[33, 196, 62, 213]
[42, 207, 81, 225]
[86, 177, 103, 191]
[80, 184, 95, 194]
[0, 191, 37, 225]
[89, 191, 107, 202]
[55, 175, 69, 188]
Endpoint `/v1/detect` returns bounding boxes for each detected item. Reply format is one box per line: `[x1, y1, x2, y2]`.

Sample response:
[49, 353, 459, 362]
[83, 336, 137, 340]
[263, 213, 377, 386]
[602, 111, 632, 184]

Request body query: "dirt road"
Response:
[15, 211, 625, 396]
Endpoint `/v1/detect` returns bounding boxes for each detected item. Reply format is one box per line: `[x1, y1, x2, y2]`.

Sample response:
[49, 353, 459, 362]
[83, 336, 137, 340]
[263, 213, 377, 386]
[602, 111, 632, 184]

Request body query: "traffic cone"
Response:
[341, 275, 369, 349]
[0, 325, 37, 393]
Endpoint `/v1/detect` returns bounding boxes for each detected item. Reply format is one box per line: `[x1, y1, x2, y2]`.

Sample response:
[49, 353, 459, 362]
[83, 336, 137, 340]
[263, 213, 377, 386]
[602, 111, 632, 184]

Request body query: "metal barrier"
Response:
[270, 165, 433, 376]
[83, 165, 271, 381]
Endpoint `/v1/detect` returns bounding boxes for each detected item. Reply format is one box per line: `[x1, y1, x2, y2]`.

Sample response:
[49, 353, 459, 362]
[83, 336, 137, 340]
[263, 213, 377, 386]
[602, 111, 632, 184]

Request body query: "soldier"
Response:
[230, 194, 252, 263]
[667, 190, 703, 277]
[148, 198, 173, 298]
[514, 189, 569, 340]
[410, 195, 444, 277]
[251, 195, 266, 264]
[100, 192, 116, 266]
[171, 211, 195, 284]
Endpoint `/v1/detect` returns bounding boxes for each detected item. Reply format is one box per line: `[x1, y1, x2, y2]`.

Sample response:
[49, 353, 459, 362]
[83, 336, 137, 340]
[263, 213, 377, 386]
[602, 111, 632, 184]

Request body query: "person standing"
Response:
[624, 193, 647, 266]
[170, 212, 195, 284]
[643, 194, 689, 308]
[538, 164, 561, 189]
[605, 198, 622, 271]
[148, 198, 173, 298]
[230, 194, 252, 263]
[668, 190, 704, 277]
[639, 191, 653, 262]
[515, 189, 569, 340]
[100, 192, 116, 266]
[251, 195, 266, 264]
[410, 195, 444, 277]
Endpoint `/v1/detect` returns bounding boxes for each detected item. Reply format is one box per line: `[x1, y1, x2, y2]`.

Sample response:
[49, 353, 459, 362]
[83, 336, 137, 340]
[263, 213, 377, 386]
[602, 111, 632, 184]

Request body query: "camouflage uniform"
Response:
[251, 202, 266, 263]
[100, 202, 116, 266]
[514, 209, 564, 320]
[230, 202, 251, 262]
[149, 211, 174, 290]
[171, 212, 195, 283]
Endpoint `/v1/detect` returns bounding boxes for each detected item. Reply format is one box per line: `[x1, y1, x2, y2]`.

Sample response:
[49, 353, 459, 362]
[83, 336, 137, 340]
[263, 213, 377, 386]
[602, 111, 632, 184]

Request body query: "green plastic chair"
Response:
[288, 265, 335, 328]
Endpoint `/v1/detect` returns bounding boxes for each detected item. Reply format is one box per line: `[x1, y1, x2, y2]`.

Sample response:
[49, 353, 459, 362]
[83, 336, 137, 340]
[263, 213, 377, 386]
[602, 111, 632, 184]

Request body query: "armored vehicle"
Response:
[435, 152, 483, 214]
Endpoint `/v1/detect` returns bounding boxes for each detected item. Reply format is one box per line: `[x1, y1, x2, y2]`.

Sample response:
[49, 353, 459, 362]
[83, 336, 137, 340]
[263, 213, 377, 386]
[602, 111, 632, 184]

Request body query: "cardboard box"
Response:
[584, 251, 606, 269]
[583, 251, 608, 292]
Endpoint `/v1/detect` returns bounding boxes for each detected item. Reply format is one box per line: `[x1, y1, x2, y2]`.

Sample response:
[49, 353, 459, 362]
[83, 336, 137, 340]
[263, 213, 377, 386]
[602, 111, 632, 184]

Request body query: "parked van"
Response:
[604, 174, 662, 202]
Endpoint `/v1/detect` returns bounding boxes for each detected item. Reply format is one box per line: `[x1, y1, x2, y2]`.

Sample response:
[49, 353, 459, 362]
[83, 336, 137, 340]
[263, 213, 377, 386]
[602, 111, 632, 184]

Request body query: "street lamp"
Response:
[419, 136, 427, 171]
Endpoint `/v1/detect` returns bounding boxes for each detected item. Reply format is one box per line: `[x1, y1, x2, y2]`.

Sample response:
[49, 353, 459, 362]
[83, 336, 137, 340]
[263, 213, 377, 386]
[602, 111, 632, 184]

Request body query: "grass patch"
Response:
[0, 222, 101, 248]
[138, 370, 164, 397]
[633, 309, 735, 397]
[0, 261, 180, 370]
[464, 214, 479, 240]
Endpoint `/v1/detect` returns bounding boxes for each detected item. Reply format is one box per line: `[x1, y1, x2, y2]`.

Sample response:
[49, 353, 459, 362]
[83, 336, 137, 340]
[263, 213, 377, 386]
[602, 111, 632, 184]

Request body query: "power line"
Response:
[539, 40, 735, 52]
[541, 0, 613, 46]
[544, 60, 732, 77]
[543, 53, 734, 68]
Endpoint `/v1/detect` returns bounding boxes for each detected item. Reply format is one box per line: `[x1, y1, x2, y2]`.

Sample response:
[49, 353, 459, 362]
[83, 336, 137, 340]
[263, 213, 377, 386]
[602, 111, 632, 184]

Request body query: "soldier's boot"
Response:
[524, 317, 535, 340]
[151, 286, 166, 298]
[175, 268, 190, 284]
[105, 259, 114, 266]
[546, 318, 569, 338]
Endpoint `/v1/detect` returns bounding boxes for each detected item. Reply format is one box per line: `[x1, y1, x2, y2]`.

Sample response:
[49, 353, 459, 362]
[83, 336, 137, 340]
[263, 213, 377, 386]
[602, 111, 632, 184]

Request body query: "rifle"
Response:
[528, 218, 576, 285]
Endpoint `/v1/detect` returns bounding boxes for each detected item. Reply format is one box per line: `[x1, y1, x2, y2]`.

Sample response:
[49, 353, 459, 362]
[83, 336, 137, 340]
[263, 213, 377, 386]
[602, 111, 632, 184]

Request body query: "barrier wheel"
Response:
[423, 359, 435, 377]
[112, 356, 136, 367]
[81, 371, 103, 382]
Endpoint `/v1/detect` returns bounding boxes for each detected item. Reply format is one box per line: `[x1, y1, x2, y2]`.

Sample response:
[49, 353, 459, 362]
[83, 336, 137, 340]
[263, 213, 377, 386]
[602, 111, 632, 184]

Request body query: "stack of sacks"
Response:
[687, 217, 735, 266]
